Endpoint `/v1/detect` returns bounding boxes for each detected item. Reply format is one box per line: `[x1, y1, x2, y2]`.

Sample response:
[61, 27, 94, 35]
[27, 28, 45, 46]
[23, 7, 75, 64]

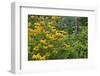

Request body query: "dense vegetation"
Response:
[28, 15, 88, 60]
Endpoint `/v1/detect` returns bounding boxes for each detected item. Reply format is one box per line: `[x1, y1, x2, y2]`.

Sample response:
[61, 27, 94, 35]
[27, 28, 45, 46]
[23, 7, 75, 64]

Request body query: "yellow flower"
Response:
[48, 22, 53, 25]
[55, 31, 65, 37]
[32, 54, 46, 60]
[32, 53, 41, 59]
[32, 28, 42, 35]
[55, 31, 61, 36]
[32, 54, 37, 59]
[46, 34, 50, 37]
[43, 46, 48, 49]
[48, 44, 54, 48]
[51, 16, 56, 19]
[51, 28, 56, 33]
[36, 53, 41, 59]
[55, 30, 67, 37]
[47, 22, 55, 28]
[33, 45, 40, 51]
[43, 30, 49, 34]
[40, 55, 46, 60]
[34, 25, 43, 30]
[46, 34, 56, 40]
[33, 25, 44, 35]
[40, 39, 46, 44]
[51, 16, 59, 19]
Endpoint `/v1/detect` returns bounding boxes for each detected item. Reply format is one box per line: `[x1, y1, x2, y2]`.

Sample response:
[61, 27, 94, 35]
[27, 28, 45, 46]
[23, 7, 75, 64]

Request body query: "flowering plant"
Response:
[28, 15, 88, 60]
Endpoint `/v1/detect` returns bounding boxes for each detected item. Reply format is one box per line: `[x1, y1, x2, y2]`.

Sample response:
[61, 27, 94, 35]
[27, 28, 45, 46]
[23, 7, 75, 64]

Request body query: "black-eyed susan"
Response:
[47, 21, 55, 28]
[33, 45, 40, 51]
[40, 55, 46, 60]
[46, 34, 56, 40]
[32, 54, 37, 59]
[48, 44, 54, 48]
[32, 54, 46, 60]
[51, 16, 56, 19]
[32, 53, 41, 60]
[32, 29, 41, 35]
[51, 28, 57, 33]
[51, 16, 60, 20]
[40, 39, 46, 44]
[43, 30, 49, 34]
[36, 53, 41, 59]
[59, 30, 67, 34]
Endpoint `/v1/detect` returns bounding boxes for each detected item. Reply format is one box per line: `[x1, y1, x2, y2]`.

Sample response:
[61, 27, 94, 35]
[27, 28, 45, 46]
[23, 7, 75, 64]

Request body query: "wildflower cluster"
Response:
[28, 15, 88, 60]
